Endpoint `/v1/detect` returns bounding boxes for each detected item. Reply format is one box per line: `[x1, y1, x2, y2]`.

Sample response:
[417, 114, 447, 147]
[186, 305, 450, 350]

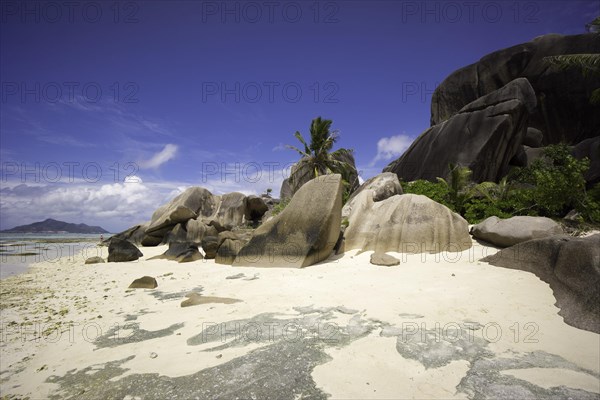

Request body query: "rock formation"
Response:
[384, 78, 536, 183]
[342, 172, 402, 219]
[430, 33, 600, 145]
[471, 216, 563, 247]
[107, 238, 143, 262]
[344, 192, 472, 254]
[482, 234, 600, 333]
[234, 174, 343, 268]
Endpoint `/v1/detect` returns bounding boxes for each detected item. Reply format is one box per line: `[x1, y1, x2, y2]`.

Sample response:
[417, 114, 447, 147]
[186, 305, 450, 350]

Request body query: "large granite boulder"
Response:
[431, 33, 600, 145]
[234, 174, 343, 268]
[215, 238, 246, 265]
[384, 78, 536, 183]
[107, 238, 143, 262]
[482, 234, 600, 333]
[202, 192, 247, 230]
[342, 172, 402, 219]
[344, 192, 472, 254]
[109, 223, 148, 245]
[471, 216, 563, 247]
[572, 136, 600, 185]
[280, 150, 359, 201]
[146, 187, 216, 236]
[185, 218, 217, 244]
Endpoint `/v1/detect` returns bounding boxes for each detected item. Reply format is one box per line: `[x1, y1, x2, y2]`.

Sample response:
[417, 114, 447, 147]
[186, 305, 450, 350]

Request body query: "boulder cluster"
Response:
[99, 33, 599, 334]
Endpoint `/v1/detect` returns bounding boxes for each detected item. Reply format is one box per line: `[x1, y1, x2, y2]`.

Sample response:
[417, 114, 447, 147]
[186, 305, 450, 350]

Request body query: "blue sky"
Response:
[1, 0, 598, 232]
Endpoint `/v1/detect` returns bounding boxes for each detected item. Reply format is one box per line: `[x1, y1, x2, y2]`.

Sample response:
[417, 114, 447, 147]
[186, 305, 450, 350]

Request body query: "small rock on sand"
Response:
[85, 256, 105, 264]
[370, 252, 400, 266]
[128, 276, 158, 289]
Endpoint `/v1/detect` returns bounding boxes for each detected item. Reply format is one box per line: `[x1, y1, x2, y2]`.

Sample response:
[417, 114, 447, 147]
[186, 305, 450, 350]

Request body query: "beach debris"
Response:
[85, 256, 105, 264]
[150, 352, 158, 359]
[370, 252, 400, 266]
[128, 276, 158, 289]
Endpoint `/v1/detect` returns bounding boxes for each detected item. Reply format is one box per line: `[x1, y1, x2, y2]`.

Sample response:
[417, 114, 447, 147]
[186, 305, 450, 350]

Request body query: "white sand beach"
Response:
[1, 238, 598, 399]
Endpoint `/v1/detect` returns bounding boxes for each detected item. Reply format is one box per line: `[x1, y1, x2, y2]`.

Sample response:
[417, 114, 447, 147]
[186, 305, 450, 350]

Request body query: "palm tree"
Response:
[286, 116, 356, 195]
[436, 163, 473, 213]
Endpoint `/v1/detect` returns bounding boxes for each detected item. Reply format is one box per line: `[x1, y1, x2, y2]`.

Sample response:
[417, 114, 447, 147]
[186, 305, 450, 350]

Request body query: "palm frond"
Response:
[285, 145, 310, 158]
[543, 54, 600, 77]
[294, 131, 310, 154]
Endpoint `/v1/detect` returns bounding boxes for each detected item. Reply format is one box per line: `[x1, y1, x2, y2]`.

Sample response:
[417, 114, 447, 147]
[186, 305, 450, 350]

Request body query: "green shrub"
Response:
[271, 199, 290, 216]
[403, 180, 452, 209]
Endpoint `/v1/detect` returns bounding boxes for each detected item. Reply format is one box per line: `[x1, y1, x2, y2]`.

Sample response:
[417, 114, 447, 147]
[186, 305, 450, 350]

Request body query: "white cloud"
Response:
[138, 144, 178, 169]
[369, 134, 413, 166]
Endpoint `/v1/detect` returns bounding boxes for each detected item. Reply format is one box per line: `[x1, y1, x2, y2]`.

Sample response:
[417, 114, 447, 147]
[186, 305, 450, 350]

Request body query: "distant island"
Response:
[1, 219, 109, 234]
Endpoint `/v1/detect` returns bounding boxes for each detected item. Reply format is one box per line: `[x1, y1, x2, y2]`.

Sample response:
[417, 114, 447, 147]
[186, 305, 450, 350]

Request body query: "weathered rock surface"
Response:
[146, 187, 216, 236]
[344, 192, 472, 254]
[431, 33, 600, 145]
[471, 216, 563, 248]
[201, 236, 219, 259]
[215, 238, 246, 265]
[370, 252, 400, 266]
[107, 238, 143, 262]
[244, 195, 269, 224]
[150, 242, 203, 263]
[128, 276, 158, 289]
[342, 172, 402, 219]
[523, 127, 544, 148]
[384, 78, 536, 183]
[85, 256, 105, 264]
[202, 192, 247, 231]
[234, 174, 343, 268]
[482, 234, 600, 333]
[280, 150, 359, 200]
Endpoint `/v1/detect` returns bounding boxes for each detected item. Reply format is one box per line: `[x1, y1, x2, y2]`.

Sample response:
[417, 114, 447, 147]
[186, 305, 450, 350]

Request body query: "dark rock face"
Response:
[384, 78, 536, 183]
[244, 196, 269, 223]
[280, 150, 359, 201]
[482, 234, 600, 333]
[107, 238, 143, 262]
[201, 236, 219, 259]
[150, 242, 203, 263]
[128, 276, 158, 289]
[572, 136, 600, 185]
[523, 127, 544, 148]
[431, 33, 600, 145]
[234, 174, 343, 268]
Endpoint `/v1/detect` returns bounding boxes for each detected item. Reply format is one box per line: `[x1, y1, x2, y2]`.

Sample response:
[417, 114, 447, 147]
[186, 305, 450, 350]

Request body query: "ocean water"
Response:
[0, 233, 112, 279]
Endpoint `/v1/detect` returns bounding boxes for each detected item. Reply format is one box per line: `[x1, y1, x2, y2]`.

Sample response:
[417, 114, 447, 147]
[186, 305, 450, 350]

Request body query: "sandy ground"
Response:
[0, 239, 598, 399]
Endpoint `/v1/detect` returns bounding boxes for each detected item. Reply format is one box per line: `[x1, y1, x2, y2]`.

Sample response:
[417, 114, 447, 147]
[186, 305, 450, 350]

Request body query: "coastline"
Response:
[0, 239, 598, 398]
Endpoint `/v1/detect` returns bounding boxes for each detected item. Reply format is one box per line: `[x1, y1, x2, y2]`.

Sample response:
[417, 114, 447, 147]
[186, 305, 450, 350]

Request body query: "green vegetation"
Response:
[403, 144, 600, 224]
[287, 116, 356, 199]
[271, 199, 290, 216]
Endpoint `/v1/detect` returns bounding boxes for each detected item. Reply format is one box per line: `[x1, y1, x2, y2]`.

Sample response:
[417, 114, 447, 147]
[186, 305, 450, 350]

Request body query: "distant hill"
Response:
[1, 218, 109, 234]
